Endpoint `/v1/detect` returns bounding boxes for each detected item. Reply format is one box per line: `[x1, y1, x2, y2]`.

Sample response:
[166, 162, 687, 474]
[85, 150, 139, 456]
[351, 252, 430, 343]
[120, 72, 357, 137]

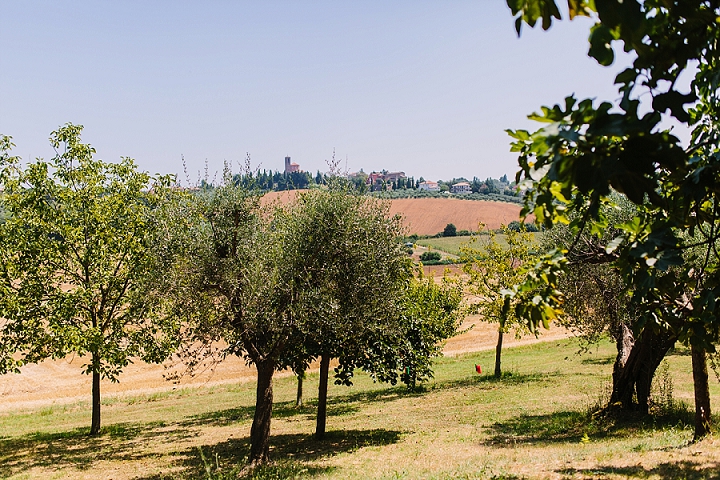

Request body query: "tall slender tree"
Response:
[462, 226, 534, 377]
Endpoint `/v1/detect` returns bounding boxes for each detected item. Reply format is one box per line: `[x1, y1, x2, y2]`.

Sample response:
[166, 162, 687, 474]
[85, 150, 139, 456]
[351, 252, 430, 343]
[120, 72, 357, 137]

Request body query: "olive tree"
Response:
[539, 198, 677, 412]
[286, 186, 411, 440]
[161, 175, 299, 465]
[0, 125, 179, 434]
[283, 186, 463, 439]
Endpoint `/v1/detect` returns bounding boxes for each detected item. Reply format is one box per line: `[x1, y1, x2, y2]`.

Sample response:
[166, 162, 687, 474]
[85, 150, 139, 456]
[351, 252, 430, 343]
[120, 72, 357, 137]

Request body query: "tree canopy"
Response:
[0, 124, 179, 434]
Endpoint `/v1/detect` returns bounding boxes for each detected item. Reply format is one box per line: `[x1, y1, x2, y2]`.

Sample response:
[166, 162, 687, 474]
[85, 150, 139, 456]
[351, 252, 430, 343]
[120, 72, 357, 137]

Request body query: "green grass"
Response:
[0, 339, 718, 479]
[416, 233, 540, 256]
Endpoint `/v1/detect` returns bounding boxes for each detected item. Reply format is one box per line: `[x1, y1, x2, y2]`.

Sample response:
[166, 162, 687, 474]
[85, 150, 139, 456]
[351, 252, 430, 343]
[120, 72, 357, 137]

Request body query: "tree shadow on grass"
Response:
[558, 461, 720, 480]
[0, 416, 401, 480]
[580, 355, 615, 365]
[134, 428, 403, 480]
[483, 411, 591, 446]
[484, 405, 695, 448]
[0, 420, 198, 478]
[182, 384, 421, 430]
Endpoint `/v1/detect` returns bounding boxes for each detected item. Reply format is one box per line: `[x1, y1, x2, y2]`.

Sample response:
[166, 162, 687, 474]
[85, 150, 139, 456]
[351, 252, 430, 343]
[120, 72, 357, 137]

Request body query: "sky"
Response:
[1, 1, 637, 183]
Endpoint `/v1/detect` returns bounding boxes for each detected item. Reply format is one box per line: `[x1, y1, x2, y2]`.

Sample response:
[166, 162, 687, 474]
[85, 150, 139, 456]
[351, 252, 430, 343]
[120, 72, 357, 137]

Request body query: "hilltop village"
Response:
[242, 155, 520, 202]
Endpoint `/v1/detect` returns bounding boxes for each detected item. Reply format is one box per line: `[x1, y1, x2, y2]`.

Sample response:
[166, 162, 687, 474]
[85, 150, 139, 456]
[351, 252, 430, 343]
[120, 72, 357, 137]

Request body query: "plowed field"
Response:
[262, 191, 523, 235]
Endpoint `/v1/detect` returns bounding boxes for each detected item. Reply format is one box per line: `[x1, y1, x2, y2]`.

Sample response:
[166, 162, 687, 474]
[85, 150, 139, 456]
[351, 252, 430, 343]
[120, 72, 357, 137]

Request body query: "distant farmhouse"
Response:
[284, 156, 300, 174]
[367, 170, 406, 191]
[418, 180, 440, 192]
[450, 181, 472, 194]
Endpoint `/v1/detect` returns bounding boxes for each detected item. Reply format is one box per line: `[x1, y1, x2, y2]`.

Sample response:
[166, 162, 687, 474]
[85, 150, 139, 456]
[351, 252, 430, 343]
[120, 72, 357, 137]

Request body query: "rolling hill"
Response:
[262, 191, 524, 236]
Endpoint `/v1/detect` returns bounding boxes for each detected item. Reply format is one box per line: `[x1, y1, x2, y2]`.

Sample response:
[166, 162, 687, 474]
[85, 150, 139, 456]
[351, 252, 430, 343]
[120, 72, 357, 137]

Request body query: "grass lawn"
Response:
[416, 233, 541, 256]
[0, 339, 718, 479]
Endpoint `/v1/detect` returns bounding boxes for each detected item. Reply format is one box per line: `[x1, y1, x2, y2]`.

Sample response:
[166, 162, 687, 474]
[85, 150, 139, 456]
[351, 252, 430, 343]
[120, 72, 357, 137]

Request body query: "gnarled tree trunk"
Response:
[608, 328, 676, 413]
[249, 360, 275, 465]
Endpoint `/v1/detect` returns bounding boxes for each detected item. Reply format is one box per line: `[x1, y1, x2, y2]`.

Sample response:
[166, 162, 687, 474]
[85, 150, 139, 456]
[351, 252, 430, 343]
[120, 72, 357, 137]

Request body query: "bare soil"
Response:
[262, 191, 524, 235]
[387, 197, 522, 235]
[0, 318, 570, 412]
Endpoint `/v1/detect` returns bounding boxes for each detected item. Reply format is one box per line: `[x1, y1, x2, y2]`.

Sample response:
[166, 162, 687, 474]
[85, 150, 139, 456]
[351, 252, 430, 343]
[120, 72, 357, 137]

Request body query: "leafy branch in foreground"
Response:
[507, 0, 720, 439]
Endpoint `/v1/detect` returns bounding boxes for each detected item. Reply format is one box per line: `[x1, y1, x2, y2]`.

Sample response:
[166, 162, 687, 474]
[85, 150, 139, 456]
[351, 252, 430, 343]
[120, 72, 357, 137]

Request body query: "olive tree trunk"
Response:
[691, 343, 712, 440]
[608, 328, 675, 413]
[612, 323, 634, 378]
[315, 354, 330, 440]
[249, 360, 275, 465]
[296, 371, 304, 408]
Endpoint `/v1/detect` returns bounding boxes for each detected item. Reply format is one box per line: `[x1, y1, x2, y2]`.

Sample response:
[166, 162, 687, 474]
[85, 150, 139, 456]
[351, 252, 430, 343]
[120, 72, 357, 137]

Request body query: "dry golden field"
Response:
[262, 191, 523, 236]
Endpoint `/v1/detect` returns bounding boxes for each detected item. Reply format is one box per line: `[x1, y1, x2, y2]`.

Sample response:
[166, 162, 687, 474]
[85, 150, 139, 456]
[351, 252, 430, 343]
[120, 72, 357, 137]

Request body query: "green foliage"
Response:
[505, 0, 720, 350]
[420, 251, 442, 262]
[0, 125, 180, 431]
[443, 223, 457, 237]
[506, 0, 720, 437]
[507, 220, 539, 233]
[397, 275, 463, 389]
[461, 227, 536, 335]
[285, 185, 432, 388]
[161, 168, 292, 371]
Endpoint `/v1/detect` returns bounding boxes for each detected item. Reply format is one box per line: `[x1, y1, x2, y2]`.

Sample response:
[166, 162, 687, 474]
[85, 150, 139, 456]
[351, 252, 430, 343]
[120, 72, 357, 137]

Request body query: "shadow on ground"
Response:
[559, 460, 720, 479]
[0, 420, 196, 478]
[133, 428, 402, 480]
[0, 417, 400, 479]
[432, 371, 563, 390]
[483, 405, 695, 448]
[580, 355, 615, 365]
[181, 385, 418, 430]
[483, 411, 591, 446]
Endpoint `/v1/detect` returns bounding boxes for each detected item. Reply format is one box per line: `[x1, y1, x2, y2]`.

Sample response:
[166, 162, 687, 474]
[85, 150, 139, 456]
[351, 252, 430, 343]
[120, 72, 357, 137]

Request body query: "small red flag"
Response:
[475, 364, 482, 374]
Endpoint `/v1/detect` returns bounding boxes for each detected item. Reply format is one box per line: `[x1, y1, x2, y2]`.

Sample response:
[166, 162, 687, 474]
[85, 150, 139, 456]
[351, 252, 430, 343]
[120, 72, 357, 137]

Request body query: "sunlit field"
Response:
[1, 338, 717, 479]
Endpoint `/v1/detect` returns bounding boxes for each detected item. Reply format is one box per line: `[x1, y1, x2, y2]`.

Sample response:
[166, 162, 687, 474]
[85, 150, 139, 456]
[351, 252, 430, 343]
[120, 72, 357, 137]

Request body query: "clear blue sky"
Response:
[1, 1, 634, 182]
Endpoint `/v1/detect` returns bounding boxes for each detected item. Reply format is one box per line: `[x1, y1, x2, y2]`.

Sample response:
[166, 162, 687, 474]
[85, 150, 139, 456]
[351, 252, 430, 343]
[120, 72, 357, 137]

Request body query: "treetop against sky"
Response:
[0, 1, 656, 182]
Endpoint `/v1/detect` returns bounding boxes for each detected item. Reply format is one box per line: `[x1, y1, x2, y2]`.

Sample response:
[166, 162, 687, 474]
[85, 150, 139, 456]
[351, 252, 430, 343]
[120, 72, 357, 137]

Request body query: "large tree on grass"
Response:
[505, 0, 720, 439]
[162, 175, 299, 465]
[539, 198, 678, 413]
[0, 125, 179, 435]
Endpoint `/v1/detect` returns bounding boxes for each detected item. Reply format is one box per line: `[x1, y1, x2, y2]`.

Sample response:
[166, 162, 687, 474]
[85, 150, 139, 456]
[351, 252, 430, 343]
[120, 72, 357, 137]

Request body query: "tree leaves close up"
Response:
[506, 0, 720, 439]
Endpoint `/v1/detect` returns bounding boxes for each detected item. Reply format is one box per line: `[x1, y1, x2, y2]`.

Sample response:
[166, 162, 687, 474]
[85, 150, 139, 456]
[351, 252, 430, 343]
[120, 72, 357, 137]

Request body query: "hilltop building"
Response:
[284, 156, 300, 174]
[418, 181, 440, 192]
[366, 170, 406, 191]
[450, 181, 472, 194]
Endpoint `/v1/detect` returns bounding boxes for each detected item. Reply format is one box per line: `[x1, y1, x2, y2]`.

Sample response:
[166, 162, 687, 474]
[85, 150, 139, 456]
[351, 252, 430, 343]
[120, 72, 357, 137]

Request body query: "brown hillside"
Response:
[262, 191, 524, 235]
[388, 198, 523, 235]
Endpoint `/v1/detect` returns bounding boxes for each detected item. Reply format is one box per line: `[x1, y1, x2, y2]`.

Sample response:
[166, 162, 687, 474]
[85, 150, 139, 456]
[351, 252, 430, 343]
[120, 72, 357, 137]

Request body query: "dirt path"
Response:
[0, 318, 571, 412]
